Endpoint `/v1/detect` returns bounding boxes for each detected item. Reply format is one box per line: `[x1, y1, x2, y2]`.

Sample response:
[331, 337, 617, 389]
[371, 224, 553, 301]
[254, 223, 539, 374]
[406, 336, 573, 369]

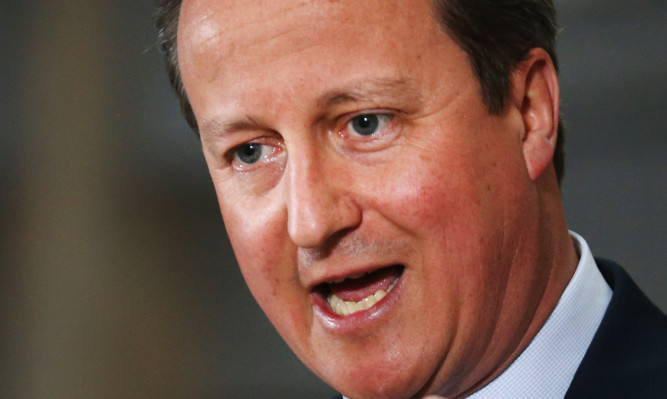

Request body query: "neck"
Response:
[456, 168, 579, 398]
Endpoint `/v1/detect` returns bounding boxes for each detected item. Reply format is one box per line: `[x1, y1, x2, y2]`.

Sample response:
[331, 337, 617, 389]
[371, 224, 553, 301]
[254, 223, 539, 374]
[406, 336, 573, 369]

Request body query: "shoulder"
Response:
[566, 259, 667, 398]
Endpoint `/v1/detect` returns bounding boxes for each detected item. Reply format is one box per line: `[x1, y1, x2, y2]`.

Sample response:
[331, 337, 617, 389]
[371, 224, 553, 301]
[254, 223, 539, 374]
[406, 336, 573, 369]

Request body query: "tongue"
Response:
[330, 265, 402, 302]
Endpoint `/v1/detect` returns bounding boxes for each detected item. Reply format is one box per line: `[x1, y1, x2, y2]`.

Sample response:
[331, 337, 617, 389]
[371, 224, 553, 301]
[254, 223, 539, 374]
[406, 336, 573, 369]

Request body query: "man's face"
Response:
[179, 0, 548, 397]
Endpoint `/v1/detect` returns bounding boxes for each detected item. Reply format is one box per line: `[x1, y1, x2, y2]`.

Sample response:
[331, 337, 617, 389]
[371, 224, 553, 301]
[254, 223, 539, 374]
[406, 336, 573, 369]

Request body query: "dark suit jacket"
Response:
[328, 259, 667, 399]
[564, 259, 667, 398]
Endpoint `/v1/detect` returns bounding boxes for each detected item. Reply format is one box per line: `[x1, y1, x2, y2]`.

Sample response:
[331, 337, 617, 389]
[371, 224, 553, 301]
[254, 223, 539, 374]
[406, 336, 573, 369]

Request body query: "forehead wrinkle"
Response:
[219, 0, 314, 33]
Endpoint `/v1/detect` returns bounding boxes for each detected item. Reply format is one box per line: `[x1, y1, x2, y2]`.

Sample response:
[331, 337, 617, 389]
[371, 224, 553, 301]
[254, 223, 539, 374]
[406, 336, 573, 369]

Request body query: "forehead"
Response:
[178, 0, 439, 81]
[179, 0, 435, 43]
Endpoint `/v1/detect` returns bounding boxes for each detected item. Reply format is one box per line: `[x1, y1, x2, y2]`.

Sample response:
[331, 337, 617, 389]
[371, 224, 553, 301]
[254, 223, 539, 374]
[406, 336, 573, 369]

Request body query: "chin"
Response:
[319, 350, 446, 399]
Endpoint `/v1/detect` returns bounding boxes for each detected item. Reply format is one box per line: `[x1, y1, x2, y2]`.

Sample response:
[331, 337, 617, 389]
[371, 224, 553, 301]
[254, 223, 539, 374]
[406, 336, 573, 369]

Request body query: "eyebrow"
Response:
[317, 77, 420, 108]
[200, 77, 421, 138]
[200, 115, 268, 139]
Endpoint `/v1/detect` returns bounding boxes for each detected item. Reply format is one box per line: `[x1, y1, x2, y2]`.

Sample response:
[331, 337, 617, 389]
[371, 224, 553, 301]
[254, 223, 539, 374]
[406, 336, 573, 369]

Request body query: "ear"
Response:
[509, 49, 560, 181]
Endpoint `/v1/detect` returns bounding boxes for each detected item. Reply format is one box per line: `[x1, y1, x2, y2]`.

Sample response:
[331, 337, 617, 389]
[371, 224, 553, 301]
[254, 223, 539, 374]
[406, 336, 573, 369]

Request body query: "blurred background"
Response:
[1, 0, 665, 398]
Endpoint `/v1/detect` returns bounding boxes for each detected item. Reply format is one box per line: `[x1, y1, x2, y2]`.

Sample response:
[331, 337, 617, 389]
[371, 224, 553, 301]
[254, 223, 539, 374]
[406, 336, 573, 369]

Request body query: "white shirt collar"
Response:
[343, 232, 612, 399]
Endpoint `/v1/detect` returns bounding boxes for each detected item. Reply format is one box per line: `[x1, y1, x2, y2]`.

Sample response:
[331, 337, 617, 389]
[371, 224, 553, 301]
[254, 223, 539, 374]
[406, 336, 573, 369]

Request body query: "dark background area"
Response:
[1, 0, 665, 398]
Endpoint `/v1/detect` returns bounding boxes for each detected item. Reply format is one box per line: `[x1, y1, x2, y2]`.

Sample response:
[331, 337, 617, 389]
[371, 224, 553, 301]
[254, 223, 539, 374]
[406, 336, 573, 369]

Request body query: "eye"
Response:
[232, 142, 272, 165]
[346, 113, 393, 137]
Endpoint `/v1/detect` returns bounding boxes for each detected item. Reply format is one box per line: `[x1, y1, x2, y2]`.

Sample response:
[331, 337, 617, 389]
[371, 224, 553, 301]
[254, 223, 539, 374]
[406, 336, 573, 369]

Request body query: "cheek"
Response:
[218, 191, 312, 336]
[216, 184, 288, 295]
[370, 148, 486, 238]
[368, 144, 510, 296]
[225, 209, 286, 290]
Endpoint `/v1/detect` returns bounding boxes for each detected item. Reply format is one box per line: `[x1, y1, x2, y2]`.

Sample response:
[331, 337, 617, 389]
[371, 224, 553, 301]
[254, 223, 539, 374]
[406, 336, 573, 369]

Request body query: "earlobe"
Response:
[523, 130, 556, 181]
[512, 49, 560, 181]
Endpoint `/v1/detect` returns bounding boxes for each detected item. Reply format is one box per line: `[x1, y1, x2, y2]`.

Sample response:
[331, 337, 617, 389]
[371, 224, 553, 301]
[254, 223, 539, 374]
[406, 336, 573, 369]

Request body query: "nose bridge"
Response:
[285, 144, 360, 249]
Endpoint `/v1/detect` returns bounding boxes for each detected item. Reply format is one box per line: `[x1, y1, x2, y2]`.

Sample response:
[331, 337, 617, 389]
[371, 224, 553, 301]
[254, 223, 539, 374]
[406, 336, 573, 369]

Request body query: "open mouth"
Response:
[315, 265, 404, 316]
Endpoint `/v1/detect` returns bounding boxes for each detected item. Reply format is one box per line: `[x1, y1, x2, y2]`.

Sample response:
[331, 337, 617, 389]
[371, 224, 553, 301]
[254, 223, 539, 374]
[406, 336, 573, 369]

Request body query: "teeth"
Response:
[327, 279, 397, 316]
[329, 272, 366, 284]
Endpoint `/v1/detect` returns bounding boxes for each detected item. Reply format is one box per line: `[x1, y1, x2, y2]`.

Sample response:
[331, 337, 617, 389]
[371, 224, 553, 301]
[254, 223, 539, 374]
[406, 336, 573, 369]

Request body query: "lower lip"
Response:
[311, 269, 405, 335]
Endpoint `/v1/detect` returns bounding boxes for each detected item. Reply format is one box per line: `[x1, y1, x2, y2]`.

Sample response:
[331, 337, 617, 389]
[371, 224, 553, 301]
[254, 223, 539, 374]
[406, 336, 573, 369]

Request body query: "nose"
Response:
[285, 151, 362, 249]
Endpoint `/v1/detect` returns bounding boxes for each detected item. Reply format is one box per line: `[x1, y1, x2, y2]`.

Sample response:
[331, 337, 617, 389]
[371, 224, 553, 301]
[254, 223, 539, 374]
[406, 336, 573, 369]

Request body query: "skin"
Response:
[177, 0, 578, 398]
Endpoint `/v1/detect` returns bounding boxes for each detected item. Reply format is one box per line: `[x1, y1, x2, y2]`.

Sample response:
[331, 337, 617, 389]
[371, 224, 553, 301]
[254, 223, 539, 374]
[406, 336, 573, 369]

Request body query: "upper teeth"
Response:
[330, 272, 366, 284]
[327, 279, 397, 316]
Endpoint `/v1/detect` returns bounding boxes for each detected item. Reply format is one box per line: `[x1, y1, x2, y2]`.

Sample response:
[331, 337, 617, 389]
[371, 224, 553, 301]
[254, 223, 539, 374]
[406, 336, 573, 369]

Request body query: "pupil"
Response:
[238, 143, 262, 164]
[353, 115, 379, 136]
